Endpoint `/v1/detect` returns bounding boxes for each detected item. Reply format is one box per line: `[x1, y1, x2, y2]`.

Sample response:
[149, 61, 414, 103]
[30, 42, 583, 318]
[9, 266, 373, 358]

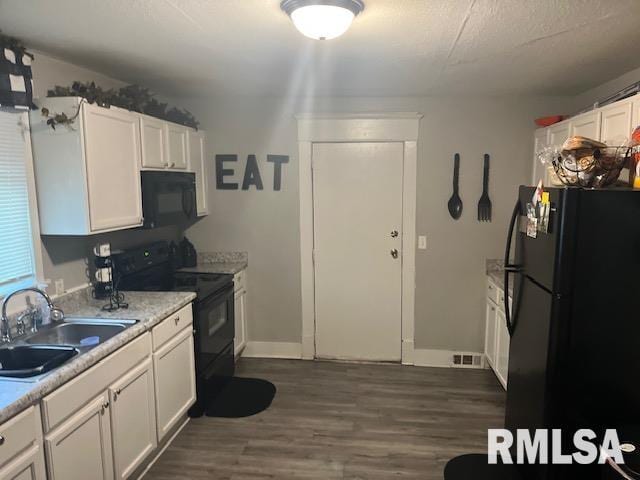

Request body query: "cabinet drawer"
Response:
[233, 270, 246, 293]
[486, 278, 500, 304]
[42, 333, 151, 432]
[0, 406, 42, 468]
[152, 303, 193, 351]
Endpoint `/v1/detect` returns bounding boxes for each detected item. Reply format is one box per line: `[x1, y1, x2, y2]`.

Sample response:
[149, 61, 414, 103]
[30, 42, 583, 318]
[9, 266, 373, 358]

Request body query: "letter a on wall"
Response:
[242, 154, 263, 190]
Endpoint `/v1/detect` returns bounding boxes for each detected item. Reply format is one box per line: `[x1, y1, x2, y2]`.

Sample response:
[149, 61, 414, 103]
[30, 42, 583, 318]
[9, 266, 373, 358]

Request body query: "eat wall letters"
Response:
[215, 154, 289, 191]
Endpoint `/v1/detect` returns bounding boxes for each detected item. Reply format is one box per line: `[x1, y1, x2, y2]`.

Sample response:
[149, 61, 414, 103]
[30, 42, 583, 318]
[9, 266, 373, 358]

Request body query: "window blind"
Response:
[0, 111, 35, 296]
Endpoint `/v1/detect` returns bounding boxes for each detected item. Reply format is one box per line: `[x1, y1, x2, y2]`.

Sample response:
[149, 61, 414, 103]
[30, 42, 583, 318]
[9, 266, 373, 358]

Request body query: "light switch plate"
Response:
[418, 235, 427, 250]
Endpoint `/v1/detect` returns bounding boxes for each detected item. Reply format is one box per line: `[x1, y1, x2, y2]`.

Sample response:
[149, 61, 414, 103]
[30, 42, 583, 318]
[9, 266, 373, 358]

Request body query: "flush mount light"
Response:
[280, 0, 365, 40]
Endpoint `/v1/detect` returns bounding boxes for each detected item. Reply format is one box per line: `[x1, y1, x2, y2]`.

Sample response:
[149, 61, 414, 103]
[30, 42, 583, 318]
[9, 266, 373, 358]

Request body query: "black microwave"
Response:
[141, 171, 196, 228]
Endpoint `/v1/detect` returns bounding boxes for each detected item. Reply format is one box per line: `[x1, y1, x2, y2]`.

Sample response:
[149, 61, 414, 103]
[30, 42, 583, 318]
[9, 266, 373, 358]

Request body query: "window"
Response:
[0, 110, 39, 297]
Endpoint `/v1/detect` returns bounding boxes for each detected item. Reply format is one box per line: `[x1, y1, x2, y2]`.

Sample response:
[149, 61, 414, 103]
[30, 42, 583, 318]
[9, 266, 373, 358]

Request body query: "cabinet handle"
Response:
[101, 401, 110, 414]
[174, 317, 180, 326]
[0, 435, 5, 445]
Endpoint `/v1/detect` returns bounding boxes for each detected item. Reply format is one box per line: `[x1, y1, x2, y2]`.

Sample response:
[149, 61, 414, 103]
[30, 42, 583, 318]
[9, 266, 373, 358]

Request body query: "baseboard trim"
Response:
[413, 348, 485, 369]
[242, 341, 303, 359]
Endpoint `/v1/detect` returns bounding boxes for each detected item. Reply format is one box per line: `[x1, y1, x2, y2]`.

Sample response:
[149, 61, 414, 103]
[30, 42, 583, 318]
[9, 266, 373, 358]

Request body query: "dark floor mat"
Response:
[205, 377, 276, 418]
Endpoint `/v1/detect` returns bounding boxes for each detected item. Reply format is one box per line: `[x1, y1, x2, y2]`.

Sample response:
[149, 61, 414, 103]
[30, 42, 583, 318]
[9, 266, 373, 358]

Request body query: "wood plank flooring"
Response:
[146, 358, 505, 480]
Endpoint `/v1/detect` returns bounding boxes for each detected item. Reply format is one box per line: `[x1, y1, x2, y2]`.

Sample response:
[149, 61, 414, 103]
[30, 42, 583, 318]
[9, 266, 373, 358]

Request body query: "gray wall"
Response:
[29, 49, 639, 352]
[572, 65, 640, 113]
[180, 95, 574, 351]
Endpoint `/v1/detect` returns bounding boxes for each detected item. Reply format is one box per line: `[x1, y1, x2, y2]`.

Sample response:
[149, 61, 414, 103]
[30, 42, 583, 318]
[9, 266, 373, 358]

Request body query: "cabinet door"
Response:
[548, 121, 570, 149]
[188, 130, 209, 216]
[495, 308, 509, 390]
[109, 358, 156, 480]
[44, 393, 113, 480]
[633, 98, 640, 129]
[601, 100, 632, 145]
[0, 445, 46, 480]
[82, 103, 143, 232]
[140, 115, 167, 169]
[234, 290, 247, 357]
[165, 123, 188, 170]
[569, 111, 601, 140]
[484, 300, 497, 369]
[532, 128, 548, 185]
[153, 328, 196, 441]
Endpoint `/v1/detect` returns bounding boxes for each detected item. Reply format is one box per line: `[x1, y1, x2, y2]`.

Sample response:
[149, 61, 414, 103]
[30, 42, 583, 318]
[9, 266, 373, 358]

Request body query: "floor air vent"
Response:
[451, 353, 483, 369]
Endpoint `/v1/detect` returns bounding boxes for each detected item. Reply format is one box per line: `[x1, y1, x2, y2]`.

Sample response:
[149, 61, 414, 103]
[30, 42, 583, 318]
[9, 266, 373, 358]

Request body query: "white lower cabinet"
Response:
[33, 303, 196, 479]
[0, 445, 46, 480]
[44, 393, 114, 480]
[484, 276, 511, 390]
[234, 289, 247, 357]
[109, 359, 156, 480]
[495, 308, 510, 388]
[153, 327, 196, 442]
[484, 300, 497, 369]
[233, 269, 248, 357]
[0, 406, 46, 480]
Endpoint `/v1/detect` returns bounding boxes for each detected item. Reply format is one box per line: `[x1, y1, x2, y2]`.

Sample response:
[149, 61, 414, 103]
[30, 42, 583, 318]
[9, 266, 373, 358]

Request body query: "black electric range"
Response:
[112, 241, 235, 417]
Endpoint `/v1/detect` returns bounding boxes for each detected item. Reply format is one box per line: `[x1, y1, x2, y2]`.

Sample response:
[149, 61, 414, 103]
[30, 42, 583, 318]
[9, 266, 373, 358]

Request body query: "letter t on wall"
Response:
[267, 155, 289, 191]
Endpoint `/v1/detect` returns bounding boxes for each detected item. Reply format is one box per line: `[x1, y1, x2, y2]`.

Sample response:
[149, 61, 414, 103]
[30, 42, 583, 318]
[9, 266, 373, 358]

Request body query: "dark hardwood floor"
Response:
[146, 358, 505, 479]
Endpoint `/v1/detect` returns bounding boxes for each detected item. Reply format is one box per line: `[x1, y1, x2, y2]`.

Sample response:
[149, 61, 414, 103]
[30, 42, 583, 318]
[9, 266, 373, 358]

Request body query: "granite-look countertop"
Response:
[178, 251, 248, 275]
[0, 289, 195, 424]
[486, 258, 513, 296]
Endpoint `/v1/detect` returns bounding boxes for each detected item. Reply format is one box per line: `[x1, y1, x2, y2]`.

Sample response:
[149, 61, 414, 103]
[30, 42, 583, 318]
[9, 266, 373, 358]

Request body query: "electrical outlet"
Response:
[54, 279, 65, 296]
[418, 235, 427, 250]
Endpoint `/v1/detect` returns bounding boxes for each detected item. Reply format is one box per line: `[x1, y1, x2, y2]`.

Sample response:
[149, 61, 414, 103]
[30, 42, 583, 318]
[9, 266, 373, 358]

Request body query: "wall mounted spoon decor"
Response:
[477, 153, 492, 222]
[447, 153, 463, 220]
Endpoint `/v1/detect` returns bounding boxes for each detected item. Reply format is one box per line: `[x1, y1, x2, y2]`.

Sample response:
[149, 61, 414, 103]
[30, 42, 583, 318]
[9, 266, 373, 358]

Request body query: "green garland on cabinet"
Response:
[44, 81, 199, 130]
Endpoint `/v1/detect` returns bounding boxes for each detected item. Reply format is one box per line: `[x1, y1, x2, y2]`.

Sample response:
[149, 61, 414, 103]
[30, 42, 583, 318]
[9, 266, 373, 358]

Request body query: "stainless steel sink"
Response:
[24, 319, 137, 349]
[0, 345, 78, 378]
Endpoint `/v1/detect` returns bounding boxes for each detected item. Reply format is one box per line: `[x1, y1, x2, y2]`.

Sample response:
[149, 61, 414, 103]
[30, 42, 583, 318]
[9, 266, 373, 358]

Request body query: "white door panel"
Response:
[312, 142, 403, 361]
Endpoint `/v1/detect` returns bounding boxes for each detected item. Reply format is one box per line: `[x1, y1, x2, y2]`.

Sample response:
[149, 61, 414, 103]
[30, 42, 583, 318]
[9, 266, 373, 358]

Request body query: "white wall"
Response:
[180, 94, 574, 351]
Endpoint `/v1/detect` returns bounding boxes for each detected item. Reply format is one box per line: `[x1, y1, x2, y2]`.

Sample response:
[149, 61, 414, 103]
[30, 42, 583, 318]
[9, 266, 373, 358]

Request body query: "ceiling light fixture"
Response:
[280, 0, 365, 40]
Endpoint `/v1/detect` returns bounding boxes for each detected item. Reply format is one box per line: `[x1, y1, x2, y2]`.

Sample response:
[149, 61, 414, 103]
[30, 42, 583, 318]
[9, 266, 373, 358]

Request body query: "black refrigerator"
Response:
[503, 185, 640, 479]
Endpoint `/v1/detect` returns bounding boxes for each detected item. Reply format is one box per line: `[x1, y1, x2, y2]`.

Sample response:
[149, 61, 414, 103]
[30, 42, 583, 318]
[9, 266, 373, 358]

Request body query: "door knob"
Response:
[390, 249, 399, 259]
[390, 230, 399, 238]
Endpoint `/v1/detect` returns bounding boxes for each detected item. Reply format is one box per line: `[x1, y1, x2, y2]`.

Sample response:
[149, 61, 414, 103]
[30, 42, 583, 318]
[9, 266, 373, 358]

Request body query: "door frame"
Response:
[296, 113, 422, 364]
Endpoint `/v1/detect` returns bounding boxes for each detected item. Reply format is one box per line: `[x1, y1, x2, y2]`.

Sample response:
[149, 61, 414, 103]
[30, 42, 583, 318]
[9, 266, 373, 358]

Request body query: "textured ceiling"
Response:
[1, 0, 640, 97]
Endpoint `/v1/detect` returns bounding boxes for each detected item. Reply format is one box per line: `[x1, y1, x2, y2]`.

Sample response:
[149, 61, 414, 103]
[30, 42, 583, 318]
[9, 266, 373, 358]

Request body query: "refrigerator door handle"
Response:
[504, 200, 521, 337]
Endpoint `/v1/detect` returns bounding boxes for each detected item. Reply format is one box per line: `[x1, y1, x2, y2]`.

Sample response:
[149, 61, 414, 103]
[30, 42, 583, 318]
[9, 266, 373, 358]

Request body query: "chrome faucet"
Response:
[1, 288, 65, 342]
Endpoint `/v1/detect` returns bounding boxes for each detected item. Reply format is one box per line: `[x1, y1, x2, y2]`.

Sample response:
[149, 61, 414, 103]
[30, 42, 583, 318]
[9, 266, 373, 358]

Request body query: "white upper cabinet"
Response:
[83, 103, 143, 232]
[165, 123, 188, 170]
[633, 98, 640, 129]
[188, 130, 209, 216]
[139, 115, 167, 169]
[600, 99, 633, 145]
[569, 111, 601, 140]
[548, 120, 571, 149]
[532, 94, 640, 186]
[30, 98, 143, 235]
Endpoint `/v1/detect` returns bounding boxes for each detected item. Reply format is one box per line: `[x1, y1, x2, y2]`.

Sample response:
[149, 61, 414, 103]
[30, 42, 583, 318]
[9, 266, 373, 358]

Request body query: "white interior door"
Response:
[312, 142, 403, 361]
